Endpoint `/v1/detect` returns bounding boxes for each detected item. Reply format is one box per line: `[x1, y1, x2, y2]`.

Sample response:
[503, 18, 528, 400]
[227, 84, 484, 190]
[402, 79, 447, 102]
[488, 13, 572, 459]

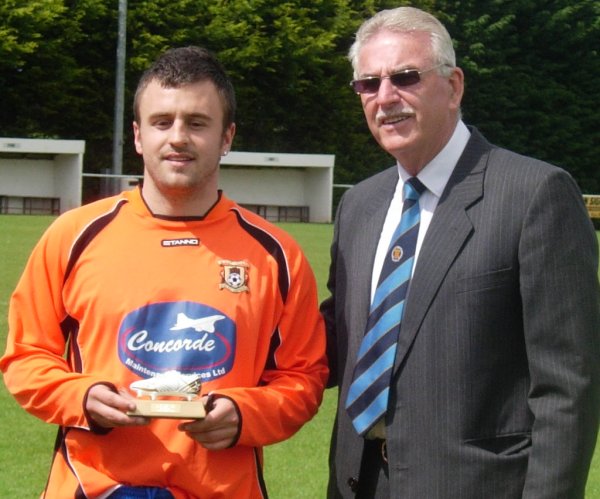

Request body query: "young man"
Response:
[321, 7, 600, 498]
[1, 46, 328, 498]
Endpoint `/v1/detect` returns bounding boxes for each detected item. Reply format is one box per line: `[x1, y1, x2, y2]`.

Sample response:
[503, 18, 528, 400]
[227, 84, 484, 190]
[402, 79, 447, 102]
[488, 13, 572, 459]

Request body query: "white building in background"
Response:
[220, 151, 334, 223]
[0, 138, 334, 223]
[0, 137, 84, 214]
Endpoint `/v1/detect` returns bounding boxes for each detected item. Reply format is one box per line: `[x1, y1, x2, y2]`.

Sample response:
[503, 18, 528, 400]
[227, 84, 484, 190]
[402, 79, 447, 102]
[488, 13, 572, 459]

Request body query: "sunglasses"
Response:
[350, 64, 446, 94]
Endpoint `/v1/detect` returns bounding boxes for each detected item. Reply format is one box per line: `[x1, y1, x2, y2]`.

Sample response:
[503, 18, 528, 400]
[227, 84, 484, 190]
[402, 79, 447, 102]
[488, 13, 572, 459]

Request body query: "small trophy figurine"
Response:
[127, 370, 206, 419]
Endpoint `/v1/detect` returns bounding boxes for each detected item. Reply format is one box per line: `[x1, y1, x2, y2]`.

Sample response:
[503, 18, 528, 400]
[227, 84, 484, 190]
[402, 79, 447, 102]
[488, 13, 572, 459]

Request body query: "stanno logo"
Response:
[118, 301, 236, 382]
[162, 238, 200, 247]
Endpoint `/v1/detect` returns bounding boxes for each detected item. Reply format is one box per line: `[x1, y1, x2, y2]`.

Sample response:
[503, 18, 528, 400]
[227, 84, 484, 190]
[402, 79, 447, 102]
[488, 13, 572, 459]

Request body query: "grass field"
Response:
[0, 216, 598, 497]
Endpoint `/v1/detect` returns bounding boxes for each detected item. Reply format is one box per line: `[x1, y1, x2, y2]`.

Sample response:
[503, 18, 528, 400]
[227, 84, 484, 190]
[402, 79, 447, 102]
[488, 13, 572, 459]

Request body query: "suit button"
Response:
[347, 477, 359, 492]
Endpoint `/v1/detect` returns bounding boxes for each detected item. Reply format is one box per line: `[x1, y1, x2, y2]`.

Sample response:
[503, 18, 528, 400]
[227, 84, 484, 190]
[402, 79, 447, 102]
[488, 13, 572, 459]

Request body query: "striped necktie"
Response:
[346, 177, 426, 436]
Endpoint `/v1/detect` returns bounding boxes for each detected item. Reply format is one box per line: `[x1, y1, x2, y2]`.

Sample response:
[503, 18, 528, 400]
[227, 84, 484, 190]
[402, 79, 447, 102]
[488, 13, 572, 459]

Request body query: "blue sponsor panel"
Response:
[118, 301, 236, 381]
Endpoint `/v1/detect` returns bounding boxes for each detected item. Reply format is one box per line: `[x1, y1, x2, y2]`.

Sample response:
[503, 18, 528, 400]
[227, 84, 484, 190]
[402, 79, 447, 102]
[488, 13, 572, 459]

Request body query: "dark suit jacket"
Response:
[322, 128, 600, 498]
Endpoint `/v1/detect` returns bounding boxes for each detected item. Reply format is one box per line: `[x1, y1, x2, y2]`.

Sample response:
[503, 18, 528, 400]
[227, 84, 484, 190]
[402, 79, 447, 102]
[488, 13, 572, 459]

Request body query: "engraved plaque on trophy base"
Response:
[128, 399, 206, 419]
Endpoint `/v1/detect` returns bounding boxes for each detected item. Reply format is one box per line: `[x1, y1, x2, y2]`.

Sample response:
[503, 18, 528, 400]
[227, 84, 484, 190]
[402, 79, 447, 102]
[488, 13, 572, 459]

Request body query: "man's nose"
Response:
[169, 121, 189, 145]
[376, 77, 400, 105]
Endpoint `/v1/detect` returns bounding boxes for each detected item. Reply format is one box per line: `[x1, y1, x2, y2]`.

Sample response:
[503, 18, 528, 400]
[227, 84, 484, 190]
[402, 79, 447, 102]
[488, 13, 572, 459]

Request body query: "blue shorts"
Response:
[108, 486, 174, 499]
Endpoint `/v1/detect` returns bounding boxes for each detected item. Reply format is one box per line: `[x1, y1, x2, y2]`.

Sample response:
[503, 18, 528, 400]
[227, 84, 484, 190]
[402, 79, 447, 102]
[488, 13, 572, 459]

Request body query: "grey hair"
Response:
[348, 7, 456, 79]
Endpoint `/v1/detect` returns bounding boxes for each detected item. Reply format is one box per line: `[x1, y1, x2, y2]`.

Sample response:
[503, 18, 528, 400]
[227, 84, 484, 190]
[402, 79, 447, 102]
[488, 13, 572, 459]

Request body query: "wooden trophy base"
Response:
[128, 399, 206, 419]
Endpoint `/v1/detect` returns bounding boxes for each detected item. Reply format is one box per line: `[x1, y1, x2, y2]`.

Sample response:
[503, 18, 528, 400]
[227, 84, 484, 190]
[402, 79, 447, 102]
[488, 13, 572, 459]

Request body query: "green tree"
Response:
[127, 0, 357, 154]
[0, 0, 117, 178]
[439, 0, 600, 192]
[0, 0, 598, 195]
[0, 0, 72, 137]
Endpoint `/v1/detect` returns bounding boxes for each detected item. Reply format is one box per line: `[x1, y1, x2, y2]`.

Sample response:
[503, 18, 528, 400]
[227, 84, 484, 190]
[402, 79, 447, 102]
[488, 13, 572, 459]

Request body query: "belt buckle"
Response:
[381, 440, 388, 463]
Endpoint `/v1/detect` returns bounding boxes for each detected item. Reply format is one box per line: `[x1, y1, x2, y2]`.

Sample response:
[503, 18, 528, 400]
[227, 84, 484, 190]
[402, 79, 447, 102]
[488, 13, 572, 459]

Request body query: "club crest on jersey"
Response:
[118, 301, 236, 382]
[219, 260, 249, 293]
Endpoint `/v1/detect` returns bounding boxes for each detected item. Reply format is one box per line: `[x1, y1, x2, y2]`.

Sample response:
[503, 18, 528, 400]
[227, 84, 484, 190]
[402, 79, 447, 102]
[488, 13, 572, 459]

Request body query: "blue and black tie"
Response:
[346, 177, 426, 436]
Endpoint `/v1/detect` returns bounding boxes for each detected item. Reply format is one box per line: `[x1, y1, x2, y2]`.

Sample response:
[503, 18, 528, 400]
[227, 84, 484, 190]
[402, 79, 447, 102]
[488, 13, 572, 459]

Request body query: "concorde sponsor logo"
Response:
[118, 302, 236, 381]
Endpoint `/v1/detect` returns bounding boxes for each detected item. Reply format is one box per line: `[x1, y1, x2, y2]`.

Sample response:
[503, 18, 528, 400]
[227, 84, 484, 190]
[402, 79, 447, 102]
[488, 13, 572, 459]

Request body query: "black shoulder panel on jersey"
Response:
[231, 208, 290, 303]
[63, 199, 128, 285]
[264, 327, 282, 371]
[60, 315, 81, 371]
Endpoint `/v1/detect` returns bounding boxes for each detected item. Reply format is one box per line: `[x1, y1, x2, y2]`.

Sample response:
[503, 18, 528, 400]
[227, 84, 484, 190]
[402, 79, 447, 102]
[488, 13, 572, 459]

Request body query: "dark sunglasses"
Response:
[350, 64, 446, 94]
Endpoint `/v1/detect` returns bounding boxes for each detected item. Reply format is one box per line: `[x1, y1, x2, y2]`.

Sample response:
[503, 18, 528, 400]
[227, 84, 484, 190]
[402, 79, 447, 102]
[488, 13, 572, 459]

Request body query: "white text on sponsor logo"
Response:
[127, 330, 216, 353]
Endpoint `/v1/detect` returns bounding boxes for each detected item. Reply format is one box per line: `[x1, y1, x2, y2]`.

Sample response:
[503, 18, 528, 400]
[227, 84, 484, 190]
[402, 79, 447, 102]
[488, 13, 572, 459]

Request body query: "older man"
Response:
[322, 7, 600, 498]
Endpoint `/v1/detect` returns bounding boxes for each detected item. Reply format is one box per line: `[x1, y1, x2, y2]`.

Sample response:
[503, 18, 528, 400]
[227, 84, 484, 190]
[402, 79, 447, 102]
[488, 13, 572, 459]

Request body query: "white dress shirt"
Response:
[370, 121, 471, 301]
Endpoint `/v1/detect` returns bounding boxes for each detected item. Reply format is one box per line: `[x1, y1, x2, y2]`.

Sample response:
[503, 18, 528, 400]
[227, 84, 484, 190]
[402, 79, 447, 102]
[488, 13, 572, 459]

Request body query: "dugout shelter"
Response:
[219, 151, 334, 223]
[0, 137, 84, 215]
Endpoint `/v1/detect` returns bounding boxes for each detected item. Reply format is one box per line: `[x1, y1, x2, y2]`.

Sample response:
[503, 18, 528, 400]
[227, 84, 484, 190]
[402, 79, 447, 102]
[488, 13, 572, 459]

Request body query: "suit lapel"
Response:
[347, 167, 399, 358]
[393, 128, 491, 372]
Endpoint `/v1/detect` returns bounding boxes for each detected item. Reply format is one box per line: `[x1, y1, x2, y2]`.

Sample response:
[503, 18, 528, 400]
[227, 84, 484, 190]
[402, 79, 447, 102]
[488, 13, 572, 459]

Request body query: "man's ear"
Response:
[133, 121, 143, 155]
[221, 122, 236, 156]
[448, 67, 465, 111]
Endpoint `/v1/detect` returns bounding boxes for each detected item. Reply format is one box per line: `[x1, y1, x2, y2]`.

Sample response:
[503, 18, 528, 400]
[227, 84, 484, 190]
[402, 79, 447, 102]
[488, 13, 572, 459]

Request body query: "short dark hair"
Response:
[133, 46, 236, 129]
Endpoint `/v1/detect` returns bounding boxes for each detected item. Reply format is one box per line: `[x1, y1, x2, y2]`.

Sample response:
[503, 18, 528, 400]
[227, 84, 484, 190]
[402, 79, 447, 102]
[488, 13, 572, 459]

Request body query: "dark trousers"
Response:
[356, 439, 390, 498]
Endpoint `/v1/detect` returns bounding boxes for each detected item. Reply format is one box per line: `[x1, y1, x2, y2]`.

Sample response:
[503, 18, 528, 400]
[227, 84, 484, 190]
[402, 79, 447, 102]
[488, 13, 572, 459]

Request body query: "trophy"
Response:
[127, 370, 206, 419]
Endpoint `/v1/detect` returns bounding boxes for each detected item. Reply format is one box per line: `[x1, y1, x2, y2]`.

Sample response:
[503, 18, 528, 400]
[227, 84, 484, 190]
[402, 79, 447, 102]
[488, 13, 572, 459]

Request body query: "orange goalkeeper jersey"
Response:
[1, 188, 328, 498]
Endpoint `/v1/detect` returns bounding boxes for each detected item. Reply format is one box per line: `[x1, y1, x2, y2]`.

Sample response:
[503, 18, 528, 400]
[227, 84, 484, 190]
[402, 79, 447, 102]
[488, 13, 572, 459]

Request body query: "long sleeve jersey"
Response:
[1, 188, 328, 498]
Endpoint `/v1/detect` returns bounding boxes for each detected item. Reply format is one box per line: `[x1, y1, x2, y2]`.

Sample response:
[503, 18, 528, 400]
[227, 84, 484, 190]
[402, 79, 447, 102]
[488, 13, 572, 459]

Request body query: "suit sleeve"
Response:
[519, 168, 600, 498]
[320, 195, 345, 389]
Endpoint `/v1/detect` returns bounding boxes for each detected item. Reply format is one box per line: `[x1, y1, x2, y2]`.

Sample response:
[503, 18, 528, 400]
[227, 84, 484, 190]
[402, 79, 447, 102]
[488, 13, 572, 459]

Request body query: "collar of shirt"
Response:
[370, 121, 471, 300]
[398, 120, 471, 198]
